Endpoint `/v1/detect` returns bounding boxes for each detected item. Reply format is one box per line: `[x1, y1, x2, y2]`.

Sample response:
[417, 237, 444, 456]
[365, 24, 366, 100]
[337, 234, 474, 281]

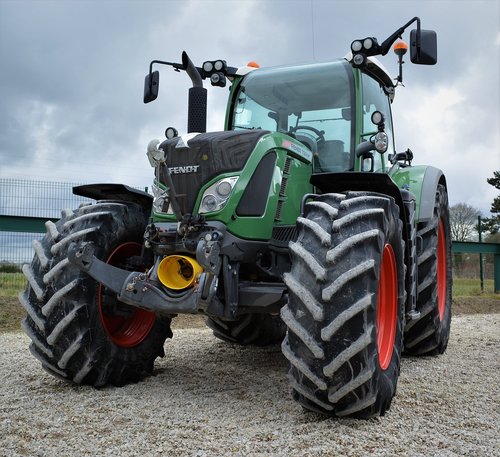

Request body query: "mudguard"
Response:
[73, 183, 153, 210]
[311, 172, 407, 215]
[390, 165, 446, 223]
[311, 171, 410, 246]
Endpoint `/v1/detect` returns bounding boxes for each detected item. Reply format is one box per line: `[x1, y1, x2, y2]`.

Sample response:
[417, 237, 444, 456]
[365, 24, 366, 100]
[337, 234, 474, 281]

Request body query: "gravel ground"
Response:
[1, 314, 499, 457]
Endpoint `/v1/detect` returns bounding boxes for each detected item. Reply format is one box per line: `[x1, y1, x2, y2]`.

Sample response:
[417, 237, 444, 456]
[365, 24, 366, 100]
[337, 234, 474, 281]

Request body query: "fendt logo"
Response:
[168, 165, 200, 174]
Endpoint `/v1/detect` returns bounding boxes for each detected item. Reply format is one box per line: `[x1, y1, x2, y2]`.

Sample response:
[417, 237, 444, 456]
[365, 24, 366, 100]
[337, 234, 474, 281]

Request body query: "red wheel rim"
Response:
[98, 242, 156, 348]
[437, 219, 447, 321]
[377, 244, 398, 370]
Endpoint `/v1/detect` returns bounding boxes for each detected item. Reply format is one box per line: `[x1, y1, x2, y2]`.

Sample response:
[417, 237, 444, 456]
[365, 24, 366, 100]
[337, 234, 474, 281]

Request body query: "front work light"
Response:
[351, 40, 363, 52]
[374, 132, 389, 153]
[214, 60, 224, 71]
[353, 54, 365, 66]
[363, 38, 373, 50]
[165, 126, 178, 139]
[371, 111, 385, 126]
[210, 72, 226, 87]
[203, 61, 213, 73]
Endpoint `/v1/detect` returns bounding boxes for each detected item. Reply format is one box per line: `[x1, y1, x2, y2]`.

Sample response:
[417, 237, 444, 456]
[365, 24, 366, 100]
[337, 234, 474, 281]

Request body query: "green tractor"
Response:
[20, 17, 451, 418]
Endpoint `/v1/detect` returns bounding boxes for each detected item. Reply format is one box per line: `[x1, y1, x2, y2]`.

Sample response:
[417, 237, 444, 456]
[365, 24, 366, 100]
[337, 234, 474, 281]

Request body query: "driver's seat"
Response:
[315, 140, 348, 172]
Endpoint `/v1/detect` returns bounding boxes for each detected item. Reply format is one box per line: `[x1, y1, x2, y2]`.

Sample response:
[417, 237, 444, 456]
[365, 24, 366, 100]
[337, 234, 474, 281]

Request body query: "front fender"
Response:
[311, 171, 409, 242]
[311, 172, 406, 214]
[73, 183, 153, 211]
[390, 165, 446, 223]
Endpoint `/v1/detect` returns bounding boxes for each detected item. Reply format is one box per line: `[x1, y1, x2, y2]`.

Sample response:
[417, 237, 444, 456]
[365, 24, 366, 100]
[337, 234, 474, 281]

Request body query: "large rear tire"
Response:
[281, 192, 405, 418]
[404, 184, 452, 355]
[206, 314, 285, 346]
[19, 201, 172, 386]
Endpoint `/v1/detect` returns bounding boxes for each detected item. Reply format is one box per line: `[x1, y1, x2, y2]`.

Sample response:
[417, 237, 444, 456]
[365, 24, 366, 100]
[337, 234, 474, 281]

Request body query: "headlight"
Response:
[216, 180, 232, 197]
[199, 176, 238, 214]
[152, 182, 173, 214]
[201, 194, 218, 212]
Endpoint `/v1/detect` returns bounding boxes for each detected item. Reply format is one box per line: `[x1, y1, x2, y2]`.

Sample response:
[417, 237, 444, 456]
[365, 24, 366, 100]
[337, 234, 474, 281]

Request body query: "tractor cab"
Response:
[229, 60, 353, 173]
[227, 57, 397, 174]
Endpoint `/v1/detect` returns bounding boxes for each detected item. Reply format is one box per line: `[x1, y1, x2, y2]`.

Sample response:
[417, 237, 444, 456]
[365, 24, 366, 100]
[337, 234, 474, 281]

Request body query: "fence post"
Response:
[495, 254, 500, 294]
[478, 216, 484, 292]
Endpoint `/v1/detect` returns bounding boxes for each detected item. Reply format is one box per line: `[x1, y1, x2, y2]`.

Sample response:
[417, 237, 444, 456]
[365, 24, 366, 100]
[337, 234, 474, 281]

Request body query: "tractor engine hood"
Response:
[157, 130, 269, 214]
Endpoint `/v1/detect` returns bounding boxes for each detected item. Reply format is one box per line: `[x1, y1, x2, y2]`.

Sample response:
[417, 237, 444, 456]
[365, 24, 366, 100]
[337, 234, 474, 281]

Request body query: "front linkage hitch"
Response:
[67, 240, 221, 315]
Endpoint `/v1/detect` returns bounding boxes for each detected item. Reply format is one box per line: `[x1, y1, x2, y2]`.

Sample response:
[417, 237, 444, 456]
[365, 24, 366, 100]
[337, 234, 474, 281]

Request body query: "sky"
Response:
[0, 0, 499, 216]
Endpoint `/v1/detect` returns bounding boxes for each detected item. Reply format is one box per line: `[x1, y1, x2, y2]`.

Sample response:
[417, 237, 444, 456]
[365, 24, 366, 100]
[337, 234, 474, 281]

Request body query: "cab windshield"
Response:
[231, 60, 354, 172]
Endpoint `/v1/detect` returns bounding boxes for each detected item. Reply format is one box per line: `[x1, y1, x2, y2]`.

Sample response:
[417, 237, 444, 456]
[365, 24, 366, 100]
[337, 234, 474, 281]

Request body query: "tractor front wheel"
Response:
[281, 192, 405, 418]
[20, 201, 172, 386]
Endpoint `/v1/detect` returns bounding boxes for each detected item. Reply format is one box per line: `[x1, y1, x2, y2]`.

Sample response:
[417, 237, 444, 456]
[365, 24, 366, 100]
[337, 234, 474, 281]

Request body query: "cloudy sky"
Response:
[0, 0, 499, 216]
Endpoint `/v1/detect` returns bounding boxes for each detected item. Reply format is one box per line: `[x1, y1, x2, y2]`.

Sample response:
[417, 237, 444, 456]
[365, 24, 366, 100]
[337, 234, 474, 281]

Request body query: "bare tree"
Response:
[449, 203, 481, 242]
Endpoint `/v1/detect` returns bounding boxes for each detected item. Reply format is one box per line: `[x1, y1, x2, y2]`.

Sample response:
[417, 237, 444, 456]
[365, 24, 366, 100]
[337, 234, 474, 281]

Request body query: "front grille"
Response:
[158, 130, 269, 214]
[272, 225, 297, 244]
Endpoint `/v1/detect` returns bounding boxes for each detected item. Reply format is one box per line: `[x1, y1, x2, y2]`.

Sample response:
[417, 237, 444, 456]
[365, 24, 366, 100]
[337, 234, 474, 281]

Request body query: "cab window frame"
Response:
[360, 72, 396, 172]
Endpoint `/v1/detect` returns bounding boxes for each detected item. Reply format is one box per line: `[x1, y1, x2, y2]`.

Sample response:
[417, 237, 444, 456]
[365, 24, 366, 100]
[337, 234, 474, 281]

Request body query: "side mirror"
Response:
[410, 29, 437, 65]
[144, 70, 159, 103]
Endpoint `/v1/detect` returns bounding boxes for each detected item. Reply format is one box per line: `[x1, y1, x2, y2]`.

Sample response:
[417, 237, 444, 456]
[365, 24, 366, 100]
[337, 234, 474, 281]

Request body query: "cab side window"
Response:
[361, 75, 395, 171]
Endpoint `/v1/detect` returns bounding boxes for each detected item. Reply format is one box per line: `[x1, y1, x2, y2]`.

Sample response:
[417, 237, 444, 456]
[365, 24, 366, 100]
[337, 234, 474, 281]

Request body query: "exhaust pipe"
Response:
[182, 51, 207, 133]
[157, 255, 203, 290]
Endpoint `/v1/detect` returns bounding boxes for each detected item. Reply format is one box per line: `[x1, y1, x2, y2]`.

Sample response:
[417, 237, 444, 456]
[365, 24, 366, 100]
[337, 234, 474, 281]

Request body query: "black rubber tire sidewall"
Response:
[21, 201, 172, 386]
[404, 184, 452, 355]
[281, 192, 405, 418]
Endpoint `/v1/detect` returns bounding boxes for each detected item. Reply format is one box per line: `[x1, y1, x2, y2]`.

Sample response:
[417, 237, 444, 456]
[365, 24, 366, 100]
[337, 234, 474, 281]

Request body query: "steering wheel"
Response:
[289, 125, 326, 146]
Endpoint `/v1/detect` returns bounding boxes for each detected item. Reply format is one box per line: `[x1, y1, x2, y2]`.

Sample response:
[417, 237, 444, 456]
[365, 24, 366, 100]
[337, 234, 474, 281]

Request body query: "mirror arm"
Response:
[148, 60, 183, 76]
[415, 17, 422, 49]
[146, 60, 184, 95]
[380, 16, 420, 55]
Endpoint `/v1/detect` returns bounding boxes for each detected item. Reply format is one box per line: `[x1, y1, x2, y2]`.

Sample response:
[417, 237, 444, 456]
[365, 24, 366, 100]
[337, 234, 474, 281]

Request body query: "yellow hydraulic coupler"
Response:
[157, 255, 203, 290]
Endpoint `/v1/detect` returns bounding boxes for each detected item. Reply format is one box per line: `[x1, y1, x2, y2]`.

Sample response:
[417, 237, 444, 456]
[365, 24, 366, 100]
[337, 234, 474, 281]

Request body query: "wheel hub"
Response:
[377, 243, 398, 370]
[98, 242, 156, 348]
[437, 219, 447, 321]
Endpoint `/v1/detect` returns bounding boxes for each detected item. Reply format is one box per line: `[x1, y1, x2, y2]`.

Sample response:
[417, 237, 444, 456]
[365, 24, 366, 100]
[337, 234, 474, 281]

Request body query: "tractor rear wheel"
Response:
[205, 314, 285, 346]
[19, 201, 172, 386]
[404, 184, 452, 355]
[281, 192, 405, 418]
